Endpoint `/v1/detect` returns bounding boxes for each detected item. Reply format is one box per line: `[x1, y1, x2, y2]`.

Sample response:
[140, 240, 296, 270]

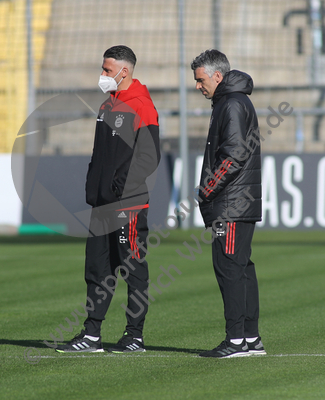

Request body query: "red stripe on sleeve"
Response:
[203, 160, 233, 198]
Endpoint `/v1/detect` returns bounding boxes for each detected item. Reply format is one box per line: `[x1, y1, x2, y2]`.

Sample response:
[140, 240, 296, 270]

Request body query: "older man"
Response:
[191, 49, 265, 358]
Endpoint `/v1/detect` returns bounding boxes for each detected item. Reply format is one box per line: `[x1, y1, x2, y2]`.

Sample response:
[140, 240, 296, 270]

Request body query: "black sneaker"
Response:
[55, 331, 104, 353]
[107, 332, 145, 353]
[199, 339, 251, 358]
[247, 337, 267, 355]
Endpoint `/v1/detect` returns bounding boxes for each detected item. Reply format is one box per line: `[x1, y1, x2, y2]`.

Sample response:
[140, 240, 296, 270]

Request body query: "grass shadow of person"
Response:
[1, 339, 205, 354]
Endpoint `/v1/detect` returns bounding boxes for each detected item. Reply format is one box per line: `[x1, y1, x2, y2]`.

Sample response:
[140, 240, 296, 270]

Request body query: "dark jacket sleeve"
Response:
[200, 98, 248, 203]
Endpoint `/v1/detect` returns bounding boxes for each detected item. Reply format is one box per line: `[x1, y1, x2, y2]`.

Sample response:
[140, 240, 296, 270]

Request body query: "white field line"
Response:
[269, 354, 325, 357]
[16, 353, 325, 360]
[19, 354, 175, 359]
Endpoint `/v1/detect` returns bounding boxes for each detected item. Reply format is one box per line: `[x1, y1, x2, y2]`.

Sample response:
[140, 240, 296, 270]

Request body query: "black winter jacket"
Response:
[86, 79, 160, 209]
[198, 70, 262, 227]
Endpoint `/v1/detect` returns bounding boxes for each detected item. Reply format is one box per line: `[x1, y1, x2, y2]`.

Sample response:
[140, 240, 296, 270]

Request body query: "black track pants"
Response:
[84, 207, 149, 338]
[212, 221, 260, 340]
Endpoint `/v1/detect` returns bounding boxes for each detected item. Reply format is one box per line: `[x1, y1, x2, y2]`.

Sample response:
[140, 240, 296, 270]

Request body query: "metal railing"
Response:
[158, 107, 325, 153]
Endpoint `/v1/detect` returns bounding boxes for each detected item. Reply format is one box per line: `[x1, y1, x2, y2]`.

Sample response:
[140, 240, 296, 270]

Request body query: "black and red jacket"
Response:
[199, 70, 262, 227]
[86, 79, 160, 209]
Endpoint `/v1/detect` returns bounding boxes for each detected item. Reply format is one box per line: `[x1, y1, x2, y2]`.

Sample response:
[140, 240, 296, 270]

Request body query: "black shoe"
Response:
[247, 337, 267, 355]
[55, 331, 104, 353]
[107, 332, 145, 353]
[199, 339, 251, 358]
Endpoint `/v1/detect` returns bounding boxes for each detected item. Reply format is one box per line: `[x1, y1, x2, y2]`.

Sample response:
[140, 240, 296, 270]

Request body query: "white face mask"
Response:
[98, 67, 123, 93]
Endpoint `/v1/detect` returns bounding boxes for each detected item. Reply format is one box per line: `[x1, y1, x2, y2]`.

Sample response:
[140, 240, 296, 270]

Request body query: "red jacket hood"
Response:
[110, 79, 158, 127]
[99, 78, 158, 128]
[113, 79, 152, 103]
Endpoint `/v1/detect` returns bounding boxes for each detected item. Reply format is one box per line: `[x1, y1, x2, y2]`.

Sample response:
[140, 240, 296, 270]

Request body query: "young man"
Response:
[56, 45, 160, 354]
[191, 49, 266, 358]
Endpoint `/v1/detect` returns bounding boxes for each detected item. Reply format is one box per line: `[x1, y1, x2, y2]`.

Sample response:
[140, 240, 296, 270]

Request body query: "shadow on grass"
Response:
[139, 345, 202, 354]
[0, 339, 203, 354]
[0, 339, 64, 349]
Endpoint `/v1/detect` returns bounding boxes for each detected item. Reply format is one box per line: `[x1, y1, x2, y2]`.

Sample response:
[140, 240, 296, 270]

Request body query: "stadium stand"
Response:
[1, 0, 325, 155]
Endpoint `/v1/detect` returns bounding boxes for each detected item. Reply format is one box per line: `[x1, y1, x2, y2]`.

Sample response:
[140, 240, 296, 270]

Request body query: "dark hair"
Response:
[103, 45, 137, 67]
[191, 49, 230, 77]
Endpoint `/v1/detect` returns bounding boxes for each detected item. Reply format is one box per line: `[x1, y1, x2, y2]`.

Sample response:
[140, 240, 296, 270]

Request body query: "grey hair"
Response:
[191, 49, 230, 77]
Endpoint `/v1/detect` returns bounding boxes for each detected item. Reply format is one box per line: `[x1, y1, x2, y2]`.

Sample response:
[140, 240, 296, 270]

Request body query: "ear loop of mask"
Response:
[114, 67, 124, 87]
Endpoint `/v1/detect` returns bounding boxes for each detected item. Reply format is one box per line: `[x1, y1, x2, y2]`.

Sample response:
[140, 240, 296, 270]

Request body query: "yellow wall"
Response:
[0, 0, 52, 153]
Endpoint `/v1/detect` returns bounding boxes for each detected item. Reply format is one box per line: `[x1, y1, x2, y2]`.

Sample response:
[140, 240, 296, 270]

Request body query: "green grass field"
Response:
[1, 229, 325, 400]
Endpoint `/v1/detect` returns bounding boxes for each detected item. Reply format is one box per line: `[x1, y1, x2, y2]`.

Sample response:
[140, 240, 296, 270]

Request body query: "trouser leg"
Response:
[83, 207, 149, 338]
[84, 232, 116, 336]
[212, 221, 259, 340]
[244, 259, 260, 338]
[114, 208, 149, 337]
[83, 208, 119, 336]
